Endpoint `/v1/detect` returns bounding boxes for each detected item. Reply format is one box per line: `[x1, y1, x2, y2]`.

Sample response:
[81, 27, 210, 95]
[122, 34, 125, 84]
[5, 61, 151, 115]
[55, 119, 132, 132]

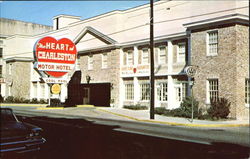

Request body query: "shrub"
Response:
[4, 96, 14, 103]
[178, 96, 201, 118]
[0, 95, 3, 103]
[49, 98, 62, 107]
[14, 97, 26, 103]
[207, 97, 231, 119]
[155, 107, 168, 115]
[40, 99, 48, 104]
[155, 97, 202, 119]
[124, 104, 148, 110]
[30, 98, 39, 104]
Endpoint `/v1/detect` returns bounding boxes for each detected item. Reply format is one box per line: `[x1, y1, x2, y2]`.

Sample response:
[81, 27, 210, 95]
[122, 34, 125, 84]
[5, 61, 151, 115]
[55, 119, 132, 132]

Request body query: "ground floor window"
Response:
[157, 83, 167, 102]
[125, 83, 134, 100]
[245, 79, 250, 105]
[140, 83, 150, 101]
[207, 79, 219, 102]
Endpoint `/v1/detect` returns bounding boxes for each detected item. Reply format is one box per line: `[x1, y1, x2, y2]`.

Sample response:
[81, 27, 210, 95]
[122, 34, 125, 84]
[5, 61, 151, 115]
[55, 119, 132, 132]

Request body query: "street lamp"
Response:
[86, 75, 91, 84]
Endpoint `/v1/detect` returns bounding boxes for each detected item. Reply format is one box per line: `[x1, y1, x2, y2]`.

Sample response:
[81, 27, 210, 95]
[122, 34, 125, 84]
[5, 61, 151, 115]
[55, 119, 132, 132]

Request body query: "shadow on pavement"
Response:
[3, 116, 249, 159]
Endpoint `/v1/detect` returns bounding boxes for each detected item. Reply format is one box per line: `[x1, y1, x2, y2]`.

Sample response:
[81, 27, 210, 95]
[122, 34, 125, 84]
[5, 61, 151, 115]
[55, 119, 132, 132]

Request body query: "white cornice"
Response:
[183, 13, 249, 29]
[4, 57, 34, 62]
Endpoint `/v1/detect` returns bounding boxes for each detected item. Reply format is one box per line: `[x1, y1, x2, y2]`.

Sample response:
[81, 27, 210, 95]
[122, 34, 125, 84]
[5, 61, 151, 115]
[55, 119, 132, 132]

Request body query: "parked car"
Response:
[0, 108, 46, 155]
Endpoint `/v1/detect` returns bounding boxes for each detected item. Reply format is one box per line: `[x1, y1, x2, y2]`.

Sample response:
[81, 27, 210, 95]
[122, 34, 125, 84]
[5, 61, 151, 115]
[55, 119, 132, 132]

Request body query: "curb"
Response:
[0, 103, 47, 107]
[97, 108, 250, 128]
[37, 107, 65, 110]
[77, 105, 95, 108]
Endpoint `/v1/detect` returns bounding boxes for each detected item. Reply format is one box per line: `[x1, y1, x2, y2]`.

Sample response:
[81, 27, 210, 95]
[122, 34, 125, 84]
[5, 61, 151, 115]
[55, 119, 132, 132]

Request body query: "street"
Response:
[2, 106, 249, 159]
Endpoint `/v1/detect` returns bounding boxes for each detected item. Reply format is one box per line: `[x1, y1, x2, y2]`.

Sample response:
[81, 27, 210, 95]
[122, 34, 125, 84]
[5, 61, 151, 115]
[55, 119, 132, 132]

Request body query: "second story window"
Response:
[177, 43, 186, 63]
[142, 48, 149, 64]
[207, 31, 218, 56]
[102, 53, 108, 69]
[158, 46, 167, 64]
[127, 50, 134, 66]
[88, 55, 93, 70]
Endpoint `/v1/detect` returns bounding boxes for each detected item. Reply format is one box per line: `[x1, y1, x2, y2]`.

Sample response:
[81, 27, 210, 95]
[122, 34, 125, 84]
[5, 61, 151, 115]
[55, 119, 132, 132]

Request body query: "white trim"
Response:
[158, 45, 167, 65]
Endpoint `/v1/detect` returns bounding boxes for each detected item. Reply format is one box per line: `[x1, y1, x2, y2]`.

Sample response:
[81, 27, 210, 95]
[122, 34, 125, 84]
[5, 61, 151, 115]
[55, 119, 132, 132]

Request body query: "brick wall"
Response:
[80, 49, 120, 107]
[191, 24, 249, 119]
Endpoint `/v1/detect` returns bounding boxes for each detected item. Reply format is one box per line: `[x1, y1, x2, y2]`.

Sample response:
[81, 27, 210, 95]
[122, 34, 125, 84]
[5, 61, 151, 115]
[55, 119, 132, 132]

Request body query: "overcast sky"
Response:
[0, 1, 149, 26]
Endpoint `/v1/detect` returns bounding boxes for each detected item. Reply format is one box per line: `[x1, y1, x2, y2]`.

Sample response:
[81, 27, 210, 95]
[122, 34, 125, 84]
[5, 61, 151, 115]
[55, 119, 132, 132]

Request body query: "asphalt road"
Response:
[3, 110, 250, 159]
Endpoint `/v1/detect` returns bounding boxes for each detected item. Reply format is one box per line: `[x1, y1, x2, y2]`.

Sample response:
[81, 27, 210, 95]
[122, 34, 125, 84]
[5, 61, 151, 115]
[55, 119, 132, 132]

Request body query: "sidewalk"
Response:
[97, 107, 250, 127]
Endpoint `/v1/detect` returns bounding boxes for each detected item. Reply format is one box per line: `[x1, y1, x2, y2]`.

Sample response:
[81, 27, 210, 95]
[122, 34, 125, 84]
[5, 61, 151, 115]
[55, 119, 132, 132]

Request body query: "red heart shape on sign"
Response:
[35, 37, 77, 78]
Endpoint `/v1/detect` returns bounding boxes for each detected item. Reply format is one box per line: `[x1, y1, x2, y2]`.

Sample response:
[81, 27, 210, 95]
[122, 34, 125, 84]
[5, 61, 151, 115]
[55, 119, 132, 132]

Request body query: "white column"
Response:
[134, 77, 140, 104]
[167, 40, 175, 109]
[60, 84, 66, 103]
[119, 49, 124, 108]
[168, 40, 173, 73]
[37, 82, 41, 100]
[134, 46, 138, 66]
[133, 46, 140, 105]
[45, 83, 49, 99]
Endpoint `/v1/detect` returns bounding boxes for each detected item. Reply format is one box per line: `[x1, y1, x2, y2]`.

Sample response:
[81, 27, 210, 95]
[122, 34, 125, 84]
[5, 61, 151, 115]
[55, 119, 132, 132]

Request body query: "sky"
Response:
[0, 1, 149, 26]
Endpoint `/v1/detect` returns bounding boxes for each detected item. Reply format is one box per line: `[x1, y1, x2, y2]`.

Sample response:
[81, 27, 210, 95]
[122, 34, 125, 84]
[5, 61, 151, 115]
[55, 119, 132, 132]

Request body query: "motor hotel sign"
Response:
[34, 37, 77, 78]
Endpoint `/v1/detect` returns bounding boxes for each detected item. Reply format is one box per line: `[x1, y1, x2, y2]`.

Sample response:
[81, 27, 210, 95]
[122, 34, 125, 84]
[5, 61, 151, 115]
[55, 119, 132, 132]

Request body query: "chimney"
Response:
[53, 15, 81, 30]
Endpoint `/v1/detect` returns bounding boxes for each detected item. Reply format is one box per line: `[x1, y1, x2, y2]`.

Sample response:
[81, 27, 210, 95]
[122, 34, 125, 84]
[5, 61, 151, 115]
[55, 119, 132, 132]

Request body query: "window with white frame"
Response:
[88, 55, 93, 70]
[125, 83, 134, 100]
[102, 53, 108, 68]
[142, 48, 149, 64]
[245, 79, 250, 105]
[158, 46, 167, 64]
[157, 83, 167, 102]
[140, 83, 150, 101]
[177, 43, 186, 63]
[207, 79, 219, 102]
[207, 31, 218, 56]
[127, 50, 134, 66]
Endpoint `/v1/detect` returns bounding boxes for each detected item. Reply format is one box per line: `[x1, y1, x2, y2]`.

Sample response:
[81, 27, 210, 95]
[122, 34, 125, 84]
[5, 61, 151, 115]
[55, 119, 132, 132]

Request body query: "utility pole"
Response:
[150, 0, 155, 119]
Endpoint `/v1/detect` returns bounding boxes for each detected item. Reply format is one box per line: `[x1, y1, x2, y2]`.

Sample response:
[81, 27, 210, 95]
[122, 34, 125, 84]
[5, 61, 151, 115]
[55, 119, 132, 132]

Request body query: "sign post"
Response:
[184, 65, 198, 122]
[34, 36, 77, 106]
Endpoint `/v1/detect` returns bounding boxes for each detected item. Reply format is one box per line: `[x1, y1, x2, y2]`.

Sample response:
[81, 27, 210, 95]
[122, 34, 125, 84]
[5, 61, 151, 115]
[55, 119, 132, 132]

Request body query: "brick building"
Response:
[2, 1, 249, 119]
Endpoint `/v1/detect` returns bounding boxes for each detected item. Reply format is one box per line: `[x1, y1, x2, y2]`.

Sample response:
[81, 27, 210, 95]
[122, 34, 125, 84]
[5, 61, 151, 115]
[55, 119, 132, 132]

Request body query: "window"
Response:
[207, 79, 219, 102]
[158, 46, 166, 64]
[0, 48, 2, 58]
[142, 48, 149, 64]
[177, 43, 186, 62]
[127, 50, 134, 66]
[88, 55, 93, 70]
[140, 83, 150, 101]
[207, 31, 218, 56]
[157, 83, 167, 101]
[125, 84, 134, 100]
[245, 79, 250, 105]
[102, 53, 108, 68]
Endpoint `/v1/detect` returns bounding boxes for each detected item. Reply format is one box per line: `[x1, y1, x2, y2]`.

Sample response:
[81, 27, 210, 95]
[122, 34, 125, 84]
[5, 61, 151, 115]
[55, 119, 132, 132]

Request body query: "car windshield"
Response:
[0, 109, 17, 122]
